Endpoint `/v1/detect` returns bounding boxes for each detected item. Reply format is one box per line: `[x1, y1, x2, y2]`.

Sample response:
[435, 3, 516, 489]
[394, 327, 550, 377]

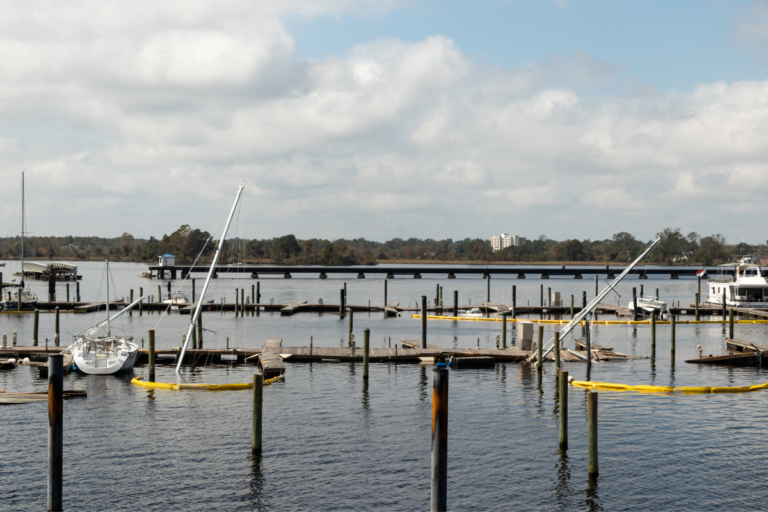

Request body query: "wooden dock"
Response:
[280, 301, 308, 316]
[384, 301, 401, 317]
[259, 338, 286, 377]
[74, 299, 126, 313]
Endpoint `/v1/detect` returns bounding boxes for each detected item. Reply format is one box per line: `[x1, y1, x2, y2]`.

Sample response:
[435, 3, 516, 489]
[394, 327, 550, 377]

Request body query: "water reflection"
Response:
[553, 448, 573, 509]
[362, 380, 370, 410]
[248, 453, 267, 511]
[419, 365, 428, 402]
[585, 476, 603, 511]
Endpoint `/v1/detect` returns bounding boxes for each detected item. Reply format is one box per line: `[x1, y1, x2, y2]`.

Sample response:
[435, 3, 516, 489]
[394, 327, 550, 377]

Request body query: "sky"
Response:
[2, 0, 768, 244]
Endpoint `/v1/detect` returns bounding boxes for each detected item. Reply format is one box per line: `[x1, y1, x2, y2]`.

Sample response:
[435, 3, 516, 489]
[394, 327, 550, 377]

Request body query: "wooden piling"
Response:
[729, 308, 734, 339]
[540, 284, 543, 307]
[385, 280, 388, 311]
[632, 288, 638, 321]
[421, 296, 427, 349]
[722, 292, 726, 319]
[559, 370, 568, 449]
[548, 287, 551, 307]
[252, 373, 263, 454]
[570, 295, 574, 319]
[257, 282, 261, 311]
[554, 331, 560, 372]
[157, 285, 161, 303]
[431, 367, 449, 512]
[198, 313, 203, 349]
[586, 316, 592, 373]
[76, 282, 80, 302]
[512, 285, 517, 318]
[595, 275, 598, 298]
[139, 287, 143, 315]
[66, 284, 70, 302]
[252, 284, 255, 304]
[54, 307, 60, 346]
[656, 288, 659, 300]
[363, 328, 370, 380]
[671, 315, 676, 360]
[588, 391, 598, 477]
[191, 324, 197, 350]
[130, 289, 134, 316]
[651, 312, 656, 358]
[453, 290, 458, 317]
[33, 309, 39, 346]
[498, 313, 505, 348]
[695, 293, 699, 321]
[241, 289, 245, 316]
[640, 284, 644, 298]
[148, 329, 156, 382]
[340, 289, 345, 316]
[235, 287, 239, 313]
[192, 279, 196, 303]
[348, 309, 354, 347]
[537, 326, 543, 373]
[48, 354, 63, 511]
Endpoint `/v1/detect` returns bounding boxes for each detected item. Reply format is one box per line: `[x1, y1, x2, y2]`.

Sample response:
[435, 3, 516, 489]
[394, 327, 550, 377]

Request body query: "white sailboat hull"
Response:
[72, 337, 139, 375]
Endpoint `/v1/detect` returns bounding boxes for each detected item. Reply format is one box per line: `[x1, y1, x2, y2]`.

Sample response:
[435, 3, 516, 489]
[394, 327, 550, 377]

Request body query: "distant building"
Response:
[490, 234, 526, 252]
[158, 254, 176, 267]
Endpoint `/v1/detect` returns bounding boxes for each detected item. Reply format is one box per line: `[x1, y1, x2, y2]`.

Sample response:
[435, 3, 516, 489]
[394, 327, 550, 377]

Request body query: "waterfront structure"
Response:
[490, 234, 526, 252]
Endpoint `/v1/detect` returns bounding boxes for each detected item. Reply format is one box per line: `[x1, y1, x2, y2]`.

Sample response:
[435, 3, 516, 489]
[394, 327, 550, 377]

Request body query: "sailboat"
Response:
[1, 172, 38, 311]
[71, 261, 143, 375]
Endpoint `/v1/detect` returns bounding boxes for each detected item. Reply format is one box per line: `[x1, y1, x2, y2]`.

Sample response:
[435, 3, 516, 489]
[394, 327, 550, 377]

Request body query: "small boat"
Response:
[71, 261, 142, 375]
[686, 351, 768, 367]
[162, 281, 188, 306]
[628, 297, 669, 320]
[460, 308, 485, 318]
[2, 173, 38, 312]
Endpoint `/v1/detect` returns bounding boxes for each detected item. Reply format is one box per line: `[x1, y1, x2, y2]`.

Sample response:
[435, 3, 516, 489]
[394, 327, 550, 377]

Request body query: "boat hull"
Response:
[685, 352, 768, 367]
[72, 339, 139, 375]
[1, 299, 38, 311]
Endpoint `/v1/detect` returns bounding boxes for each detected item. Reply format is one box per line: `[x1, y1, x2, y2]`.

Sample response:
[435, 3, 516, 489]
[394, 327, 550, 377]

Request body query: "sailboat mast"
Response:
[105, 260, 110, 336]
[175, 185, 245, 373]
[20, 172, 24, 288]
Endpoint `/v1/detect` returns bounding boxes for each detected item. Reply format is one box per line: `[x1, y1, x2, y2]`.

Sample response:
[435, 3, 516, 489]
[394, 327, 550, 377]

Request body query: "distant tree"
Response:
[272, 235, 301, 261]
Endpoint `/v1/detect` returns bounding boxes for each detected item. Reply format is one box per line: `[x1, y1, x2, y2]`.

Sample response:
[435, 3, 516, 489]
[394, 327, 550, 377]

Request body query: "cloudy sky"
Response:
[2, 0, 768, 243]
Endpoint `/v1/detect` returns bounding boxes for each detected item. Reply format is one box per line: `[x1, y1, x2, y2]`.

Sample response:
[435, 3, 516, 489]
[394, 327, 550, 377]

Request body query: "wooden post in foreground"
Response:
[729, 308, 734, 339]
[48, 354, 63, 511]
[559, 370, 568, 449]
[431, 366, 449, 512]
[363, 328, 370, 380]
[695, 293, 699, 321]
[54, 307, 60, 346]
[651, 312, 656, 358]
[421, 295, 427, 349]
[197, 313, 204, 349]
[588, 391, 598, 477]
[148, 329, 156, 382]
[252, 373, 263, 454]
[501, 314, 507, 349]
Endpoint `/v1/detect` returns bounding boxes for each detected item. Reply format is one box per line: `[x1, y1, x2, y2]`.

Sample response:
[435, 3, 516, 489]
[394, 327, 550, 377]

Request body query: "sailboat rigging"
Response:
[2, 172, 38, 311]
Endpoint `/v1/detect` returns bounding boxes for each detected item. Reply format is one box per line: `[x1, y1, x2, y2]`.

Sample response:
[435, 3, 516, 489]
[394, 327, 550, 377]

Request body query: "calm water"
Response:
[2, 261, 768, 511]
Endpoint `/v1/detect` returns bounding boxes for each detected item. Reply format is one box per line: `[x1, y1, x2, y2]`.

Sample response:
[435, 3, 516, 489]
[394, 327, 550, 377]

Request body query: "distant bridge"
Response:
[146, 265, 728, 280]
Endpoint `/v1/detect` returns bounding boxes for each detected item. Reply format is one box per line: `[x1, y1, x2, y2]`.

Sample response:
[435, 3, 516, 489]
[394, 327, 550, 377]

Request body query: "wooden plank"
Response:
[726, 338, 768, 352]
[263, 337, 283, 348]
[280, 301, 308, 316]
[574, 339, 613, 351]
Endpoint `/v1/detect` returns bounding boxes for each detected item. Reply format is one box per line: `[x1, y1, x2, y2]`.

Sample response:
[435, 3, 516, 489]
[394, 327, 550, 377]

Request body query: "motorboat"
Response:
[460, 308, 485, 317]
[2, 173, 38, 311]
[628, 297, 669, 319]
[70, 261, 143, 375]
[707, 263, 768, 308]
[162, 281, 188, 305]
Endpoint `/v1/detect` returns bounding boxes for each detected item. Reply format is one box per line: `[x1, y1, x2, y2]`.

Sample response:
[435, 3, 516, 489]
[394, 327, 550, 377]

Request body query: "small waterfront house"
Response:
[158, 254, 175, 267]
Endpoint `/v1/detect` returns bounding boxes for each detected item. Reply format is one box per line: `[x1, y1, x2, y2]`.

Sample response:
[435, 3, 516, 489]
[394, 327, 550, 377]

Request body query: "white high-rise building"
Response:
[490, 234, 526, 252]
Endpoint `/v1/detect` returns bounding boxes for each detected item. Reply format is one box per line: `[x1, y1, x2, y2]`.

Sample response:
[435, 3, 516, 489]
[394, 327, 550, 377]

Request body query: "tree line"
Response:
[0, 226, 761, 266]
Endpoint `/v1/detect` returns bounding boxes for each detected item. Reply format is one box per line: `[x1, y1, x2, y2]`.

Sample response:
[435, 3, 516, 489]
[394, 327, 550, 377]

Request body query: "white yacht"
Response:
[707, 263, 768, 308]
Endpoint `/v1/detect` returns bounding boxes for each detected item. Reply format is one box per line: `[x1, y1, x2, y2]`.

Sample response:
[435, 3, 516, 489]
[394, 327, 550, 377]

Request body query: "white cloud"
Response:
[1, 1, 768, 243]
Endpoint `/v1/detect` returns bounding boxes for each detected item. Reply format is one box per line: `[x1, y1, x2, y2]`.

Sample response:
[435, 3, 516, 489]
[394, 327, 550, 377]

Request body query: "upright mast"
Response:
[176, 185, 245, 373]
[20, 172, 24, 288]
[105, 260, 110, 336]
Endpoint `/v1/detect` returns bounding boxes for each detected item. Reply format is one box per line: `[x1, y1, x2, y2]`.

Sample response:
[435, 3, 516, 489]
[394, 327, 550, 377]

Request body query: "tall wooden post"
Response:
[537, 326, 543, 373]
[632, 288, 638, 321]
[595, 275, 598, 298]
[252, 284, 255, 304]
[548, 287, 551, 307]
[148, 329, 156, 382]
[512, 285, 517, 319]
[453, 290, 458, 317]
[257, 282, 261, 311]
[431, 367, 449, 512]
[501, 313, 507, 349]
[348, 309, 354, 347]
[640, 284, 644, 298]
[241, 288, 245, 316]
[157, 285, 161, 303]
[570, 295, 574, 319]
[695, 293, 699, 321]
[340, 289, 345, 317]
[722, 291, 726, 319]
[670, 315, 676, 360]
[363, 328, 370, 380]
[651, 312, 656, 358]
[76, 282, 80, 302]
[139, 287, 143, 315]
[252, 373, 263, 454]
[729, 308, 734, 339]
[540, 284, 543, 307]
[197, 313, 204, 349]
[235, 287, 239, 314]
[129, 289, 134, 316]
[421, 296, 427, 349]
[54, 307, 60, 346]
[586, 316, 592, 373]
[192, 279, 196, 303]
[384, 280, 388, 309]
[554, 331, 561, 372]
[559, 370, 568, 449]
[33, 309, 39, 346]
[66, 283, 70, 302]
[48, 354, 63, 511]
[588, 391, 598, 477]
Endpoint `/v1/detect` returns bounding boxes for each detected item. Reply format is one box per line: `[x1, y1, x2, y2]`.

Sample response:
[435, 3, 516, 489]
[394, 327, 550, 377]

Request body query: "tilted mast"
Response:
[20, 172, 25, 288]
[530, 237, 661, 364]
[175, 185, 245, 373]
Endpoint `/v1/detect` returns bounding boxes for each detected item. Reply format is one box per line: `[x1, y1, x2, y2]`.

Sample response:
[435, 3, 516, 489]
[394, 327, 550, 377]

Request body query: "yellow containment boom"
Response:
[131, 375, 283, 391]
[571, 379, 768, 394]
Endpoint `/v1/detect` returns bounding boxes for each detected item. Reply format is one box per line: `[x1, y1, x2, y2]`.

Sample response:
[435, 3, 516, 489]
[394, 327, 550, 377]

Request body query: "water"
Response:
[2, 261, 768, 510]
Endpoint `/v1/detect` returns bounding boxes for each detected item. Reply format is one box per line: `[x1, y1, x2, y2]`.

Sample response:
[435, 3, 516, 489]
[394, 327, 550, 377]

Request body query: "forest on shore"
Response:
[0, 226, 759, 266]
